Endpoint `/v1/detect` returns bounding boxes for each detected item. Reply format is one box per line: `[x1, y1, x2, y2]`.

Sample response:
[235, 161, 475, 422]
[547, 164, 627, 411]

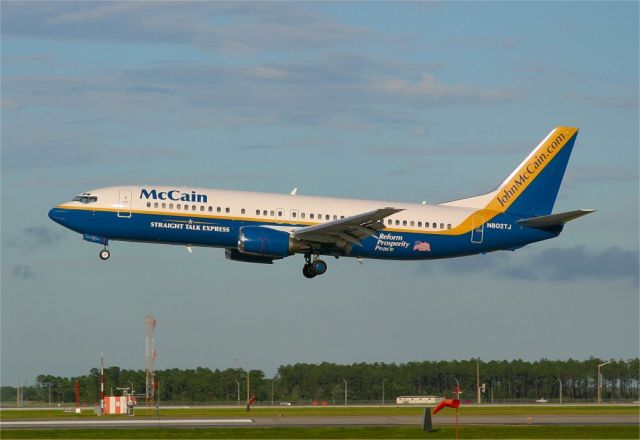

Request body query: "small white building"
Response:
[396, 396, 443, 405]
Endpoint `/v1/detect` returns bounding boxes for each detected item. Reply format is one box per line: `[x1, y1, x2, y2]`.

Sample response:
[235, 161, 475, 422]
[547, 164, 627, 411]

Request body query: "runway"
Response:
[2, 414, 638, 429]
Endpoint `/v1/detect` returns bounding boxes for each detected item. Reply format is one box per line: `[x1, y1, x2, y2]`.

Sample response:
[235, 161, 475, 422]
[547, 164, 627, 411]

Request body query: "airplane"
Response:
[49, 126, 594, 278]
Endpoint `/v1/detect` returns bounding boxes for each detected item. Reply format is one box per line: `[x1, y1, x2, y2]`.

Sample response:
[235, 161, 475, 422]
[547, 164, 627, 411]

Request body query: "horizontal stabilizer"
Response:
[517, 209, 595, 228]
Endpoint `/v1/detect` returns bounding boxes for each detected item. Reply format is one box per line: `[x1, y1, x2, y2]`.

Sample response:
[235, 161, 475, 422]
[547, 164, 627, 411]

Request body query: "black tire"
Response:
[99, 249, 110, 260]
[312, 259, 327, 275]
[302, 264, 316, 278]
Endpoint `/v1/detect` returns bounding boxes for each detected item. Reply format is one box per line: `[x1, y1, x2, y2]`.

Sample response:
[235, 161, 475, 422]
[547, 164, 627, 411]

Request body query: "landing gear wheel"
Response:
[302, 264, 316, 279]
[99, 249, 110, 260]
[311, 259, 327, 276]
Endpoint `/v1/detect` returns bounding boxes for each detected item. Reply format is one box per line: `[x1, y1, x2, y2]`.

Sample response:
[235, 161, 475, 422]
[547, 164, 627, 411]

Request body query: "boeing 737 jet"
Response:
[49, 127, 593, 278]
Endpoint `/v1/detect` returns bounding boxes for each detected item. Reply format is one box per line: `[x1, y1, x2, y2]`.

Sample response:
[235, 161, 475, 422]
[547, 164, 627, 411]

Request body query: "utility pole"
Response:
[44, 383, 52, 407]
[490, 380, 494, 404]
[235, 379, 240, 406]
[382, 379, 386, 405]
[246, 370, 250, 411]
[476, 359, 481, 405]
[271, 378, 276, 406]
[343, 379, 348, 406]
[597, 361, 612, 404]
[557, 378, 563, 404]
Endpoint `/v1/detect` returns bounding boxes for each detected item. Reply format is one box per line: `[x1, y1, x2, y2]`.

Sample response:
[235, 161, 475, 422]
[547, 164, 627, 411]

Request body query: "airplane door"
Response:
[471, 215, 484, 244]
[117, 190, 132, 218]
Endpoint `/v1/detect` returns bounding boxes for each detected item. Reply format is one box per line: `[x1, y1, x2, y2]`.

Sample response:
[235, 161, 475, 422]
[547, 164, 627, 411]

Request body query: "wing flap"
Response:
[292, 207, 403, 247]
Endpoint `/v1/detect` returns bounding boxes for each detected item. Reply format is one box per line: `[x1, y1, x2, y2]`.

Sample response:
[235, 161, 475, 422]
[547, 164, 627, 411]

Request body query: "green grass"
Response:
[1, 425, 639, 439]
[2, 405, 638, 419]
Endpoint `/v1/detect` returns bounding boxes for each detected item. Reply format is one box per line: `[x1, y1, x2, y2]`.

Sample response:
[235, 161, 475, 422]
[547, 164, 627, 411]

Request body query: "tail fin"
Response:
[440, 127, 579, 217]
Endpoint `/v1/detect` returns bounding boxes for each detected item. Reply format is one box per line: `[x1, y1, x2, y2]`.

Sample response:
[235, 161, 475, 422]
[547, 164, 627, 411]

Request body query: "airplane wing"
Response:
[292, 207, 403, 252]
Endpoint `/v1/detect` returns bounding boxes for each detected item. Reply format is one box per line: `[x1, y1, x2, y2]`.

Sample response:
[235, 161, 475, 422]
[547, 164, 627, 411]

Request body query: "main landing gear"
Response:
[99, 248, 111, 261]
[302, 254, 327, 279]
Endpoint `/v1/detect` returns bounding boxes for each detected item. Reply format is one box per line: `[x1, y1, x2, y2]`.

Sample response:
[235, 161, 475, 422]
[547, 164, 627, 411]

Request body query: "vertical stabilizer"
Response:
[440, 127, 579, 217]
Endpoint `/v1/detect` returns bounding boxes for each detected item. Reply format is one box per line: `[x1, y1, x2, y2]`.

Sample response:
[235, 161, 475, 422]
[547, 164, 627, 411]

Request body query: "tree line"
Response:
[2, 358, 638, 405]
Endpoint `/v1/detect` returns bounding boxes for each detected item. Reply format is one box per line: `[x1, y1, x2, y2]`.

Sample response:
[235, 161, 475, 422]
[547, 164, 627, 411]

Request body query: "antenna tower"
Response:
[145, 316, 157, 406]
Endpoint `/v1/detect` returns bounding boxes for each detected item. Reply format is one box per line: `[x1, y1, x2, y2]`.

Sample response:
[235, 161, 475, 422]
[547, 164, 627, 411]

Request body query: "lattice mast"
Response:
[145, 316, 157, 406]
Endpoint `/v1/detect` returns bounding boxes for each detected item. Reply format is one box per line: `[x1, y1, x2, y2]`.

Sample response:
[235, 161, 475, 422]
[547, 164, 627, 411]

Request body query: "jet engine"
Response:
[238, 226, 299, 258]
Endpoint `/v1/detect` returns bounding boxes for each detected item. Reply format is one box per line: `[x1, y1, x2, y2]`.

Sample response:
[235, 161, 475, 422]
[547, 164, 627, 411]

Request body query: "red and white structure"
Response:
[104, 396, 134, 415]
[100, 353, 105, 415]
[145, 316, 157, 406]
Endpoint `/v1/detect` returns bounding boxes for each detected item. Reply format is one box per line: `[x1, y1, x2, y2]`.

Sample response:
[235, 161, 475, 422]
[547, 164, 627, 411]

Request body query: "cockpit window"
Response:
[73, 196, 97, 204]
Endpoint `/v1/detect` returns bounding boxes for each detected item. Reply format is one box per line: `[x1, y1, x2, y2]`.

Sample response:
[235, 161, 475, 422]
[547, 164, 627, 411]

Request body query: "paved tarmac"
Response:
[1, 414, 638, 429]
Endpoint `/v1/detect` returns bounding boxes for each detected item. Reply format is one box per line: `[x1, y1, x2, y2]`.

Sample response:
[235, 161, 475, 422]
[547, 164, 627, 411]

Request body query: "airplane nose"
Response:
[48, 207, 66, 225]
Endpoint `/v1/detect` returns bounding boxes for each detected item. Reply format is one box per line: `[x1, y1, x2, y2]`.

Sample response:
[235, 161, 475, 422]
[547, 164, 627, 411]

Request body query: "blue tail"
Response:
[440, 127, 579, 217]
[502, 128, 578, 217]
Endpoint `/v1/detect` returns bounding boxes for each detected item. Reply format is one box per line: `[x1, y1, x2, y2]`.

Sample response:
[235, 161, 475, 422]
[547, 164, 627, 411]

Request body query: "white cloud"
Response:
[3, 2, 370, 54]
[373, 74, 520, 104]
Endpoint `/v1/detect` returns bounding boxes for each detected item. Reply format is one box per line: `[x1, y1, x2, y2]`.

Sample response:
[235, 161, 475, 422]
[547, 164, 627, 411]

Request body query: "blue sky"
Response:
[1, 1, 638, 386]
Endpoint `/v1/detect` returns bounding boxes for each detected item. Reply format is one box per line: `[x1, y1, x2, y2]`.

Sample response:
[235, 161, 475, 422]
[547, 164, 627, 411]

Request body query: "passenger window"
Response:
[333, 215, 337, 220]
[326, 214, 330, 220]
[410, 221, 415, 226]
[177, 204, 181, 210]
[292, 212, 297, 218]
[162, 203, 166, 209]
[301, 213, 306, 219]
[403, 220, 407, 226]
[256, 210, 260, 215]
[341, 215, 345, 219]
[447, 224, 452, 229]
[217, 207, 222, 213]
[200, 206, 205, 211]
[277, 211, 282, 217]
[226, 207, 230, 213]
[192, 205, 196, 211]
[154, 202, 158, 208]
[208, 206, 212, 212]
[432, 222, 437, 228]
[440, 223, 444, 229]
[310, 214, 314, 219]
[395, 220, 400, 225]
[270, 210, 275, 216]
[169, 203, 173, 209]
[263, 210, 267, 216]
[387, 219, 392, 225]
[318, 214, 322, 220]
[147, 202, 151, 208]
[241, 208, 246, 214]
[418, 221, 422, 227]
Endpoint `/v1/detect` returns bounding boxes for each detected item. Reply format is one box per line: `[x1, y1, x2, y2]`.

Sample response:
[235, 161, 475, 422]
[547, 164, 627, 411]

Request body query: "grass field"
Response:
[1, 405, 638, 419]
[2, 425, 639, 439]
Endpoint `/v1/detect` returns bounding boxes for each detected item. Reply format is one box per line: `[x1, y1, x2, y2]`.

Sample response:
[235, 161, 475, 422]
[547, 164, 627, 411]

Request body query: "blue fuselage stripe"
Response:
[49, 208, 559, 260]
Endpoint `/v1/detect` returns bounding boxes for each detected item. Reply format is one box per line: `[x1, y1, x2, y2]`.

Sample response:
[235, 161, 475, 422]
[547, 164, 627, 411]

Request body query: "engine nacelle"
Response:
[238, 226, 294, 258]
[225, 248, 277, 264]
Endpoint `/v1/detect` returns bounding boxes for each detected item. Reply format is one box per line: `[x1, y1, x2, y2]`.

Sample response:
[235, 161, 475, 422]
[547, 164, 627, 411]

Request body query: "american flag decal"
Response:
[413, 241, 431, 252]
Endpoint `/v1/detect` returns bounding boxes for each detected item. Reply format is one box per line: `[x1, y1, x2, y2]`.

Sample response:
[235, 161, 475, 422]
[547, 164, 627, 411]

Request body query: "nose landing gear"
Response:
[99, 248, 111, 260]
[302, 254, 327, 278]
